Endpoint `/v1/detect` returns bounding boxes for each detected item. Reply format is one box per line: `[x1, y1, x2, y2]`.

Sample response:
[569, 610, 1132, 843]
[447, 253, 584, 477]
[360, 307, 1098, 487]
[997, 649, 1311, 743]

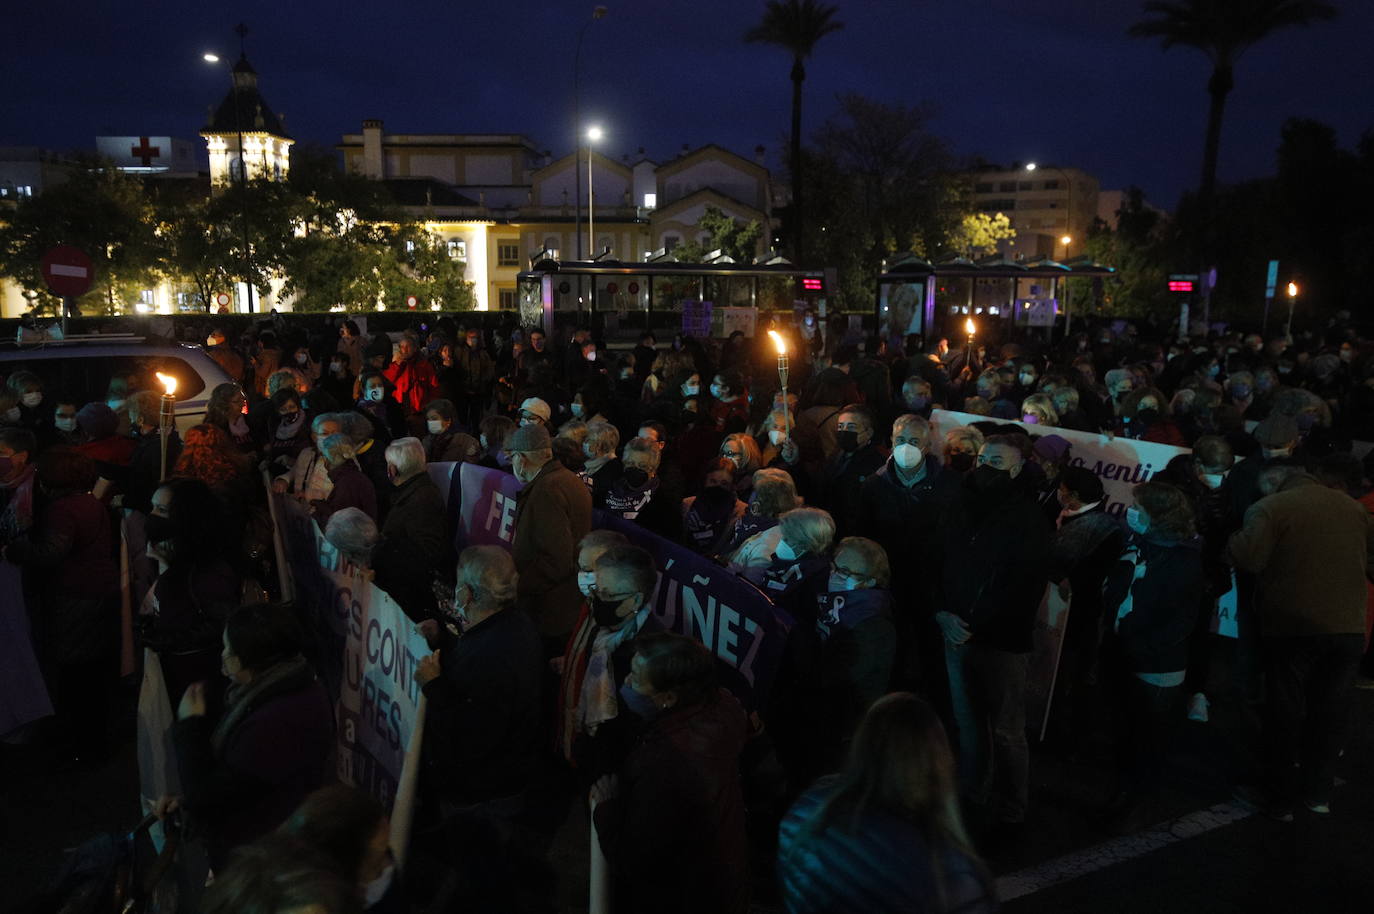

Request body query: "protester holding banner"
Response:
[937, 433, 1052, 840]
[591, 632, 750, 914]
[508, 423, 592, 642]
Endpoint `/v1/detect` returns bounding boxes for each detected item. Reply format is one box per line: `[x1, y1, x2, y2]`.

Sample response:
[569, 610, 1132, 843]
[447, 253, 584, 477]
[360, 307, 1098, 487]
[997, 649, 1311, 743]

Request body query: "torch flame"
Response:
[964, 318, 976, 336]
[767, 329, 787, 356]
[1286, 282, 1298, 298]
[156, 372, 178, 396]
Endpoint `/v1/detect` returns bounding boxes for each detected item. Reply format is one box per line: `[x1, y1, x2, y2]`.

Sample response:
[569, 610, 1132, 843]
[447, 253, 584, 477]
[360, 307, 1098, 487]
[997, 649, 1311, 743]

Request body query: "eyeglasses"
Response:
[830, 562, 866, 580]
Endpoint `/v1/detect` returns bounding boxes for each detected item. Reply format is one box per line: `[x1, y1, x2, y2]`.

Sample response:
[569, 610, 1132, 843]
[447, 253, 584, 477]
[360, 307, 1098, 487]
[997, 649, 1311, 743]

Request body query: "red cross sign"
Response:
[130, 137, 161, 166]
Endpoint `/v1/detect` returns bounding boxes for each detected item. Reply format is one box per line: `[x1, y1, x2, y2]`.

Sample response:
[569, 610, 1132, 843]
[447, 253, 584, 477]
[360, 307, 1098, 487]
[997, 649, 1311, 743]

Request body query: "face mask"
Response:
[682, 383, 699, 397]
[144, 513, 175, 544]
[571, 403, 585, 418]
[907, 396, 930, 411]
[20, 392, 42, 408]
[709, 384, 724, 399]
[947, 452, 975, 473]
[427, 419, 445, 435]
[364, 864, 395, 907]
[1019, 374, 1036, 386]
[775, 540, 798, 562]
[577, 571, 596, 598]
[366, 387, 385, 402]
[623, 467, 650, 488]
[618, 681, 661, 720]
[1229, 384, 1251, 400]
[1340, 349, 1353, 363]
[971, 464, 1012, 492]
[295, 353, 309, 365]
[835, 430, 860, 453]
[1201, 472, 1226, 489]
[723, 452, 742, 469]
[107, 398, 125, 411]
[585, 350, 597, 362]
[276, 412, 303, 438]
[1125, 505, 1149, 535]
[1021, 414, 1039, 425]
[1136, 408, 1160, 425]
[590, 593, 629, 627]
[828, 572, 867, 593]
[480, 434, 489, 450]
[1208, 364, 1221, 378]
[55, 417, 77, 432]
[768, 429, 786, 447]
[893, 443, 923, 470]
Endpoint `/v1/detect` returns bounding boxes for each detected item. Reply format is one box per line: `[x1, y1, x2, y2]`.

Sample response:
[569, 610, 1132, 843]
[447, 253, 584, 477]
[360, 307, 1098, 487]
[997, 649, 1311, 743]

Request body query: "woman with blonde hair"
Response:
[778, 693, 994, 913]
[1019, 392, 1059, 427]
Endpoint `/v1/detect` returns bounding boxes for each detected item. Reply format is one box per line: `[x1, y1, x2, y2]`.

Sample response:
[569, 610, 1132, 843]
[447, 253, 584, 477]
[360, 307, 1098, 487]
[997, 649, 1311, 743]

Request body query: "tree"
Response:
[0, 160, 162, 315]
[948, 212, 1017, 259]
[667, 205, 765, 264]
[1071, 188, 1170, 318]
[745, 0, 844, 264]
[1129, 0, 1337, 322]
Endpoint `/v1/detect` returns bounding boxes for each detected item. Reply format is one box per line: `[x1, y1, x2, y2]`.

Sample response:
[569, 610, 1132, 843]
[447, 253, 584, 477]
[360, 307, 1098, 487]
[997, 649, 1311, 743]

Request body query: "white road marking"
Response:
[49, 264, 88, 278]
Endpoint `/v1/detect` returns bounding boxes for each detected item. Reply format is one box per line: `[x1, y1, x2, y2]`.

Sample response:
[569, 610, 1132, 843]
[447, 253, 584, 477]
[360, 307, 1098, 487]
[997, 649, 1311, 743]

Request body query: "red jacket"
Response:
[383, 356, 440, 414]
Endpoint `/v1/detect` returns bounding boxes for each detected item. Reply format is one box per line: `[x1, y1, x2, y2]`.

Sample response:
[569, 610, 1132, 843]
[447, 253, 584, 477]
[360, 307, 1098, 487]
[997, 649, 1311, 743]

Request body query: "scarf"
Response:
[211, 654, 314, 756]
[815, 587, 892, 641]
[556, 606, 648, 764]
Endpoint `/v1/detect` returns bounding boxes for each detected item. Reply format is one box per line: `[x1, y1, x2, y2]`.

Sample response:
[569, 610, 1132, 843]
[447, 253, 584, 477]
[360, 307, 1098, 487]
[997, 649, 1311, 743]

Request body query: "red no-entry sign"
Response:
[41, 245, 95, 298]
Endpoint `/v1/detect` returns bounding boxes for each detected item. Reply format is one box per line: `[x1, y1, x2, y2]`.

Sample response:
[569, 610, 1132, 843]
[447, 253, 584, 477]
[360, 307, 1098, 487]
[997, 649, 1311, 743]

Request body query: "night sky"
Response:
[7, 0, 1370, 210]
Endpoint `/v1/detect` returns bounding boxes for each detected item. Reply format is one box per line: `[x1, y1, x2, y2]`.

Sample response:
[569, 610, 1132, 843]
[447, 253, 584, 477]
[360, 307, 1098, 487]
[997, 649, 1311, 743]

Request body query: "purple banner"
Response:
[456, 461, 524, 549]
[0, 563, 52, 736]
[596, 513, 793, 710]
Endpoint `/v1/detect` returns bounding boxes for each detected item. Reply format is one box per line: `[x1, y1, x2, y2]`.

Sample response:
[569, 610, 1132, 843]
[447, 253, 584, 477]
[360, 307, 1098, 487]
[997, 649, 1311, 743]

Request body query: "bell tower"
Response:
[201, 48, 293, 190]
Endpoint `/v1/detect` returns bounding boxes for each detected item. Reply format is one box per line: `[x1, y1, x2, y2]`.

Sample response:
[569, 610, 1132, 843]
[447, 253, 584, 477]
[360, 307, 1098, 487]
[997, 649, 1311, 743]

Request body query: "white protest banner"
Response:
[930, 409, 1192, 516]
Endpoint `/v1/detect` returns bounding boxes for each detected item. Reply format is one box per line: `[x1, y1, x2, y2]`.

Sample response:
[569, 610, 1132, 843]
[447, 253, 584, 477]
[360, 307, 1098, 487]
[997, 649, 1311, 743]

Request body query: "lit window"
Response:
[138, 289, 155, 304]
[643, 193, 656, 209]
[405, 240, 416, 253]
[497, 243, 520, 266]
[498, 289, 518, 310]
[447, 239, 467, 260]
[19, 185, 33, 197]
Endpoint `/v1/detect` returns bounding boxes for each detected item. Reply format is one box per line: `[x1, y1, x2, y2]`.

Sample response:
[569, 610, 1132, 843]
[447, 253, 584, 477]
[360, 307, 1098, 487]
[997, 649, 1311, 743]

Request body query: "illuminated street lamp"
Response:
[1026, 161, 1075, 261]
[204, 26, 255, 313]
[586, 124, 603, 258]
[573, 5, 608, 260]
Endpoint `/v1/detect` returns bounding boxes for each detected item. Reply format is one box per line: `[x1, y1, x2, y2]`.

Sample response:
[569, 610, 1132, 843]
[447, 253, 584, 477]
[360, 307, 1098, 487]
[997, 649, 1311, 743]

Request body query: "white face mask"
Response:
[1201, 472, 1227, 489]
[366, 387, 385, 402]
[571, 403, 585, 418]
[295, 353, 309, 365]
[723, 452, 742, 469]
[55, 416, 77, 432]
[363, 863, 395, 908]
[480, 434, 489, 450]
[768, 429, 786, 446]
[828, 572, 866, 593]
[107, 398, 125, 411]
[893, 443, 924, 470]
[21, 392, 42, 408]
[682, 383, 699, 397]
[775, 540, 798, 562]
[577, 571, 596, 597]
[710, 384, 724, 399]
[427, 419, 445, 435]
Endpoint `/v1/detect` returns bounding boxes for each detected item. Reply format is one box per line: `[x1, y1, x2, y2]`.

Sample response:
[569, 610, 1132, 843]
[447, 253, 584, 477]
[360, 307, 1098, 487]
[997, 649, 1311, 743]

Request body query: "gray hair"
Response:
[318, 433, 356, 465]
[336, 411, 374, 445]
[778, 507, 836, 558]
[891, 413, 931, 446]
[311, 412, 344, 436]
[585, 421, 620, 458]
[324, 508, 379, 564]
[621, 436, 661, 472]
[945, 426, 985, 453]
[457, 545, 519, 608]
[267, 367, 308, 396]
[384, 436, 426, 478]
[751, 468, 800, 518]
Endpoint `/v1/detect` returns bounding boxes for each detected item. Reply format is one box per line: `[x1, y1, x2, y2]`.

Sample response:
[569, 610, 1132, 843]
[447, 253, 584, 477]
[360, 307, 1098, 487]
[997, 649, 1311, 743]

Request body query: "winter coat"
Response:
[513, 459, 592, 637]
[858, 455, 960, 608]
[594, 690, 750, 914]
[817, 443, 887, 539]
[317, 461, 378, 528]
[938, 472, 1054, 653]
[1104, 534, 1204, 674]
[372, 473, 450, 622]
[421, 607, 543, 805]
[383, 355, 440, 414]
[1229, 473, 1374, 637]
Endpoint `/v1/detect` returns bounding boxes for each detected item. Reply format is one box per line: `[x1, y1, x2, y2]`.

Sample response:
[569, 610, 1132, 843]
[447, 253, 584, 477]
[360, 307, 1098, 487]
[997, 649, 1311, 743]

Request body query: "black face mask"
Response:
[947, 453, 976, 473]
[971, 464, 1013, 494]
[591, 594, 628, 627]
[145, 513, 175, 544]
[836, 430, 861, 453]
[1136, 408, 1160, 425]
[623, 467, 649, 488]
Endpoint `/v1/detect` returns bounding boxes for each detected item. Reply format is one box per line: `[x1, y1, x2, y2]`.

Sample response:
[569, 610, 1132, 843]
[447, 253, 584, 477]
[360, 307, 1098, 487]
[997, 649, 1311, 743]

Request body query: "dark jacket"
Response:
[858, 455, 960, 608]
[513, 459, 592, 637]
[1104, 535, 1205, 674]
[372, 472, 451, 622]
[421, 607, 543, 804]
[127, 428, 182, 514]
[173, 661, 333, 870]
[1049, 504, 1125, 633]
[813, 587, 896, 760]
[817, 443, 887, 539]
[594, 690, 750, 914]
[939, 471, 1054, 653]
[317, 461, 378, 528]
[778, 776, 995, 914]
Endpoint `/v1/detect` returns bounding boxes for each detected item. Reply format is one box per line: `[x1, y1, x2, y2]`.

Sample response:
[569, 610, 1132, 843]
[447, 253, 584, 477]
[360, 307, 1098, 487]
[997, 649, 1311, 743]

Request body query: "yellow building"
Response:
[968, 163, 1100, 261]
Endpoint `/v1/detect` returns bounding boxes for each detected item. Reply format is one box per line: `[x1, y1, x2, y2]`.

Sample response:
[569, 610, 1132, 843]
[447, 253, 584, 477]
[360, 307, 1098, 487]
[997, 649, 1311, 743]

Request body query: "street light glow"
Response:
[586, 125, 604, 143]
[202, 52, 220, 63]
[1287, 282, 1298, 298]
[1025, 162, 1038, 172]
[1060, 235, 1073, 246]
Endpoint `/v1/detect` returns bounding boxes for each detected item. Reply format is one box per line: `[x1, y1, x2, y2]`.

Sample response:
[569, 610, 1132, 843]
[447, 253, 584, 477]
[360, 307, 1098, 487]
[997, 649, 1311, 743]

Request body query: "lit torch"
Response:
[156, 372, 177, 481]
[768, 329, 790, 440]
[964, 317, 976, 371]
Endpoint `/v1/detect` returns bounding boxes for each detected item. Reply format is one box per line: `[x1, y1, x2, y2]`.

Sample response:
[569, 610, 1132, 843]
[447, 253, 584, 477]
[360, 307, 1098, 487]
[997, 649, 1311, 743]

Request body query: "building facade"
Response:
[969, 164, 1100, 262]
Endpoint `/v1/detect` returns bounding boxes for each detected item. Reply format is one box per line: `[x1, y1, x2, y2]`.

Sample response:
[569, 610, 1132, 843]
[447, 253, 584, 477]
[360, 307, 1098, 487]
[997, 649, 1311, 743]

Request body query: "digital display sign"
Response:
[1167, 280, 1194, 292]
[801, 277, 824, 292]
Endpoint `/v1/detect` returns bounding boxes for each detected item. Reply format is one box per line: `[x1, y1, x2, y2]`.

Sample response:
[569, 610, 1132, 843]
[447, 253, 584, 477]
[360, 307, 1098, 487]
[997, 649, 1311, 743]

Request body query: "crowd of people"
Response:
[3, 307, 1373, 912]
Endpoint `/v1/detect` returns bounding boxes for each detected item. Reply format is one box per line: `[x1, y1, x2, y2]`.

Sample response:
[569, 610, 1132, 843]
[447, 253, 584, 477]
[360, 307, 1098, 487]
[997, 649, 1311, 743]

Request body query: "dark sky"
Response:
[6, 0, 1370, 209]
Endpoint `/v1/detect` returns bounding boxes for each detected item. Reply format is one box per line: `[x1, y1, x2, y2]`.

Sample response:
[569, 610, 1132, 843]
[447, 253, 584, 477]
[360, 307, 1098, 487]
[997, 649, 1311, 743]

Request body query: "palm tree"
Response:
[745, 0, 844, 264]
[1129, 0, 1336, 323]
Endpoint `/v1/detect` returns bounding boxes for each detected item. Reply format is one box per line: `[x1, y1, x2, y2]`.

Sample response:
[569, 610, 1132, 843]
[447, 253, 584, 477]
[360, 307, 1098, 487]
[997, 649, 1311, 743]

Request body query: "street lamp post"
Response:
[1026, 163, 1075, 261]
[204, 28, 256, 313]
[573, 6, 607, 262]
[586, 125, 603, 258]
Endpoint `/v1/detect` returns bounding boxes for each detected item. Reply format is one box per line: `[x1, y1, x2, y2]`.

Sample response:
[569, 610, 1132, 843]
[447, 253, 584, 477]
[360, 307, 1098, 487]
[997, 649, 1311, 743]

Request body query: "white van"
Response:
[0, 335, 233, 434]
